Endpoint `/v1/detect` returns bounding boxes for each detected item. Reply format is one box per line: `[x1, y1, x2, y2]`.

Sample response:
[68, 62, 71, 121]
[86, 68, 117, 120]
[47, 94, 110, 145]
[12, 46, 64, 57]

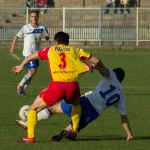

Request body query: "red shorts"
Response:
[38, 81, 80, 106]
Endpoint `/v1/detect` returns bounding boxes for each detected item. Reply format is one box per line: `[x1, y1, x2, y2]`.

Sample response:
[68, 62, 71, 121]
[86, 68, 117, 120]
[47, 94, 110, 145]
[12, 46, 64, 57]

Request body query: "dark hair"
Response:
[29, 10, 39, 16]
[113, 68, 125, 82]
[54, 31, 69, 45]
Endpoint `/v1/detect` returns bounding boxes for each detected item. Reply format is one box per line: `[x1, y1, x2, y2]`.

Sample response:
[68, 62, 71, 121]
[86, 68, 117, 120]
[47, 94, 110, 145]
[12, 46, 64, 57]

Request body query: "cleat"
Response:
[67, 132, 77, 141]
[17, 137, 35, 143]
[16, 120, 27, 129]
[52, 130, 70, 142]
[17, 86, 26, 97]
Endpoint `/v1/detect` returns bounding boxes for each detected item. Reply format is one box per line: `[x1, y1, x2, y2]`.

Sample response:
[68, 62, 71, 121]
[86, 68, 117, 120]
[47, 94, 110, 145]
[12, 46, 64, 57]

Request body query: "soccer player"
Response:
[16, 67, 133, 141]
[12, 31, 102, 143]
[10, 10, 50, 97]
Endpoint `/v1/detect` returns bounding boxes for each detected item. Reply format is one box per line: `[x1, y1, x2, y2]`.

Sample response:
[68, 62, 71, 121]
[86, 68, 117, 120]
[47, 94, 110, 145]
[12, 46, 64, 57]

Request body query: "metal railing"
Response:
[0, 7, 150, 47]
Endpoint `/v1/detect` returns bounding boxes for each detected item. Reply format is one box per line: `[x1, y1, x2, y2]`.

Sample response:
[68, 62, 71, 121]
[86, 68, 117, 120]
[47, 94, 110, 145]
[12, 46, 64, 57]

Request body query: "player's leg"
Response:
[27, 96, 46, 136]
[17, 59, 39, 96]
[65, 82, 81, 137]
[17, 69, 37, 96]
[71, 102, 81, 134]
[19, 96, 47, 143]
[52, 101, 72, 141]
[37, 82, 81, 138]
[52, 96, 99, 141]
[16, 102, 63, 129]
[21, 82, 65, 143]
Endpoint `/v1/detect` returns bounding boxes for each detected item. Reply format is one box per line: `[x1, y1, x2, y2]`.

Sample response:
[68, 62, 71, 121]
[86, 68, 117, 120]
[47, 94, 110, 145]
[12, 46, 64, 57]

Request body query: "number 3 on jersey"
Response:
[99, 85, 120, 106]
[59, 53, 66, 69]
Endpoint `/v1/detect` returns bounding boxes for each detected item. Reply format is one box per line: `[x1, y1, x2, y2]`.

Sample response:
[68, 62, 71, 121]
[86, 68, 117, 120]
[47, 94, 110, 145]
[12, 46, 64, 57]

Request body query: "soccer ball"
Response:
[19, 105, 29, 121]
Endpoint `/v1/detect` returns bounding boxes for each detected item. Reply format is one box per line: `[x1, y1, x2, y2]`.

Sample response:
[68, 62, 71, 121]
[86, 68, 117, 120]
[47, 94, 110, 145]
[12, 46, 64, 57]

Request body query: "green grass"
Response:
[0, 47, 150, 149]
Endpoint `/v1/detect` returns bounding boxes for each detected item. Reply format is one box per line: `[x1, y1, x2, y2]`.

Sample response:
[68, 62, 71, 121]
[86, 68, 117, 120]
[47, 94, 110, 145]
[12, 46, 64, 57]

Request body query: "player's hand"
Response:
[11, 66, 23, 74]
[126, 134, 133, 141]
[89, 64, 95, 72]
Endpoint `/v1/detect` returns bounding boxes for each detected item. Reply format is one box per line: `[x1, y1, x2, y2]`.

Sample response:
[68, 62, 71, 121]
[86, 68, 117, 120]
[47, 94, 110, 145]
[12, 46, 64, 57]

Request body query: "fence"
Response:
[0, 7, 150, 47]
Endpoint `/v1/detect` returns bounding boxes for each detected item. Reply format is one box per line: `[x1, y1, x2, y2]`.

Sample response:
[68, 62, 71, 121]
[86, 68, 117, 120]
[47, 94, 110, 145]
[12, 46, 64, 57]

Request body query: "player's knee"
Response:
[29, 100, 46, 111]
[28, 68, 37, 76]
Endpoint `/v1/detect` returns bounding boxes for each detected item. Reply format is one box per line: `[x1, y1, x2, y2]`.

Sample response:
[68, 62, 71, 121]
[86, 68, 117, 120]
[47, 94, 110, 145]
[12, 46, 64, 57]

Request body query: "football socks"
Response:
[19, 73, 32, 87]
[71, 104, 81, 133]
[27, 110, 37, 138]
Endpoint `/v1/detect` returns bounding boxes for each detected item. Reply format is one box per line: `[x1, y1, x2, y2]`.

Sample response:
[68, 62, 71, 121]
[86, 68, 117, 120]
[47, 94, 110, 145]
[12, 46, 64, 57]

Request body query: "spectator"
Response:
[47, 0, 55, 7]
[105, 0, 116, 14]
[25, 0, 34, 9]
[136, 0, 140, 7]
[25, 0, 35, 14]
[119, 0, 130, 14]
[35, 0, 49, 15]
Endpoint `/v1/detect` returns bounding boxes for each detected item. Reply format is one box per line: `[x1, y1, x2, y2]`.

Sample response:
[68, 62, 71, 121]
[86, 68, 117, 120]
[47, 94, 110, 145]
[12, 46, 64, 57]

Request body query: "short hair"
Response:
[113, 68, 125, 82]
[29, 10, 39, 16]
[54, 31, 69, 45]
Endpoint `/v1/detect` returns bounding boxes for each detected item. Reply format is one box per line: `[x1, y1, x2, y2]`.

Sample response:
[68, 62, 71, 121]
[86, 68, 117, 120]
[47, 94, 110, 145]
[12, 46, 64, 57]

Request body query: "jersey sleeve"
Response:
[38, 47, 50, 60]
[16, 26, 25, 38]
[114, 97, 126, 115]
[77, 48, 91, 60]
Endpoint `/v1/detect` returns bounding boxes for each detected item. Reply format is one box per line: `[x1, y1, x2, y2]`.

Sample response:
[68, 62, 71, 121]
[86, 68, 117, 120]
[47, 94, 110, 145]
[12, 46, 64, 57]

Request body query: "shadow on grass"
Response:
[78, 135, 125, 141]
[78, 135, 150, 141]
[18, 135, 150, 143]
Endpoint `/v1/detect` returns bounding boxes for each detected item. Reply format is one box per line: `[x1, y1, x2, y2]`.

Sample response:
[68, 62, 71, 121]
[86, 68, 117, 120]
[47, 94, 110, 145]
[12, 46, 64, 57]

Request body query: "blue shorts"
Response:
[24, 59, 39, 70]
[61, 96, 99, 131]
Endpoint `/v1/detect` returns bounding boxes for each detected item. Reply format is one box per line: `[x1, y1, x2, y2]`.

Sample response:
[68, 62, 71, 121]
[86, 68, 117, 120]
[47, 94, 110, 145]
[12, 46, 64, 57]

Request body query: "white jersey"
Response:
[16, 23, 49, 57]
[84, 69, 126, 115]
[106, 0, 115, 4]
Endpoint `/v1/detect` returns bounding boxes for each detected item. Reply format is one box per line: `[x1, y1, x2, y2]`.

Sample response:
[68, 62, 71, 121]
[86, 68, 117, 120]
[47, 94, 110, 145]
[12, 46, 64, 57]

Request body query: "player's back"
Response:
[48, 45, 90, 82]
[84, 69, 125, 114]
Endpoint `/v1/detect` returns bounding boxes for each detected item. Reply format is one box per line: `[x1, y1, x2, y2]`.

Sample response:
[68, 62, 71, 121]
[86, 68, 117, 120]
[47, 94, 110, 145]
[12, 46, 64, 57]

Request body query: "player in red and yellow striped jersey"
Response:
[12, 31, 103, 143]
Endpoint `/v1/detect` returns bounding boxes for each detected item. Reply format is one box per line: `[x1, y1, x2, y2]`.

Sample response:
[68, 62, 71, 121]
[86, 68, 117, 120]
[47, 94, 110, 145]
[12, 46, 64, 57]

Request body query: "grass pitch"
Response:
[0, 47, 150, 150]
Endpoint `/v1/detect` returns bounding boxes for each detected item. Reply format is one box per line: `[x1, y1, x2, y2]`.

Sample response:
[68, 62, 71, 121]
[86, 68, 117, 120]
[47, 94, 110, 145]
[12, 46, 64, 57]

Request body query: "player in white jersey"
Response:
[16, 67, 133, 142]
[10, 10, 50, 96]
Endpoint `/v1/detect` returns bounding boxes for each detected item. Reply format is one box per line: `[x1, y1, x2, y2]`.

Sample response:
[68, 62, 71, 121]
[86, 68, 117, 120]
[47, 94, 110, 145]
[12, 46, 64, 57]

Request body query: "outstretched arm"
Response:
[121, 115, 133, 141]
[95, 65, 110, 77]
[10, 35, 19, 54]
[88, 55, 110, 77]
[12, 52, 39, 74]
[88, 55, 103, 66]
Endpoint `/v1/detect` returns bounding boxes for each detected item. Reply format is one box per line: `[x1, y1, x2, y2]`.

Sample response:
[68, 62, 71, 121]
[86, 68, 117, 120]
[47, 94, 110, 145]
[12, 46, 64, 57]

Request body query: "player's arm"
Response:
[87, 55, 109, 76]
[42, 32, 50, 45]
[45, 35, 50, 41]
[12, 52, 39, 74]
[84, 54, 110, 77]
[10, 35, 19, 54]
[42, 33, 49, 41]
[120, 115, 133, 141]
[88, 55, 103, 66]
[95, 65, 110, 77]
[42, 26, 50, 41]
